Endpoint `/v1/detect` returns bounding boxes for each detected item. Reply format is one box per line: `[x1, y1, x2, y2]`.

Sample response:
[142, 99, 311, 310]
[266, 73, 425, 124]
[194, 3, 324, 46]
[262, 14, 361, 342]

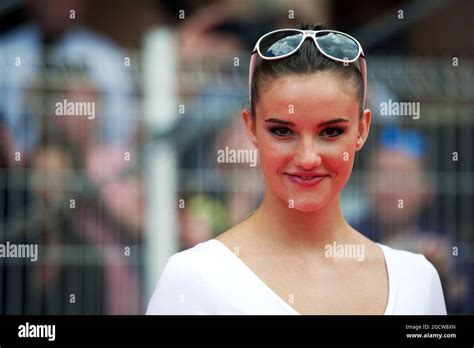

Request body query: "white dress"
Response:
[146, 239, 447, 315]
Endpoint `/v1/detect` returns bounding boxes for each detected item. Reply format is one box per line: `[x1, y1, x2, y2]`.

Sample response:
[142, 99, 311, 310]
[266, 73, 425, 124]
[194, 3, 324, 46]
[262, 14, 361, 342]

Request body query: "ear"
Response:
[242, 108, 258, 148]
[355, 108, 371, 151]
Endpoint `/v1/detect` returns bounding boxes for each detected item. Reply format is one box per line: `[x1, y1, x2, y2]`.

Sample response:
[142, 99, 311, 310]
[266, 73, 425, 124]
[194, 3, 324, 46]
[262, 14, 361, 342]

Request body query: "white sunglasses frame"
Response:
[248, 29, 367, 109]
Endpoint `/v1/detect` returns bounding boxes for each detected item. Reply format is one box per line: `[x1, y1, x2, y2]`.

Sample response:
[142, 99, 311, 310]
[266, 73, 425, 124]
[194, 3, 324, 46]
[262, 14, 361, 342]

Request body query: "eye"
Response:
[320, 126, 345, 138]
[269, 126, 294, 137]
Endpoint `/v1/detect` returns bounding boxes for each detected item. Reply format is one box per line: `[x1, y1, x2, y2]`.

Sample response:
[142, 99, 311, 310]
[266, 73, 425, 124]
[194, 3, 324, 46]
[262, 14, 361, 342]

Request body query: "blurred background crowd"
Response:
[0, 0, 472, 314]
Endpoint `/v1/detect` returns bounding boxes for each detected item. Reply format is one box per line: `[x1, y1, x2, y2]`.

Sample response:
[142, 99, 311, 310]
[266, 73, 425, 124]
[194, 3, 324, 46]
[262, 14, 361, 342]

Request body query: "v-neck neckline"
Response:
[208, 239, 395, 315]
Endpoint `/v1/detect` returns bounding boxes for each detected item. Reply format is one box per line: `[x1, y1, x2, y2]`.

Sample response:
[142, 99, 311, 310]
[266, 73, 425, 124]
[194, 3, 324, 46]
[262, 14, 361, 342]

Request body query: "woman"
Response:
[146, 25, 447, 315]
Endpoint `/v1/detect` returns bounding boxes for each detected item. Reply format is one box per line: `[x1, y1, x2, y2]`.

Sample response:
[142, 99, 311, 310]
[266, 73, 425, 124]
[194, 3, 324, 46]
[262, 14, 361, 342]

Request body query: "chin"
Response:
[293, 200, 325, 213]
[278, 191, 329, 212]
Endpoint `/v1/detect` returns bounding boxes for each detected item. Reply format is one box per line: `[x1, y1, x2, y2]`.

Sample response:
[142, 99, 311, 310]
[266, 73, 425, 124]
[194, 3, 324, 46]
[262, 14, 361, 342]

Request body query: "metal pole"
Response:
[143, 28, 179, 304]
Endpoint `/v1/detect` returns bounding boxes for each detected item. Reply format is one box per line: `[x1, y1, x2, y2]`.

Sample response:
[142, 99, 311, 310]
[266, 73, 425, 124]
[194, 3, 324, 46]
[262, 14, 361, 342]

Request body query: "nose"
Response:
[294, 137, 322, 169]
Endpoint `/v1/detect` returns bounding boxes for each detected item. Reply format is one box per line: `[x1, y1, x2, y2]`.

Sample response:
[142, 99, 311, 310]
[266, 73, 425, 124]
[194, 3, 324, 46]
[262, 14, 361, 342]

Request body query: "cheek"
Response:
[325, 140, 357, 178]
[257, 134, 293, 176]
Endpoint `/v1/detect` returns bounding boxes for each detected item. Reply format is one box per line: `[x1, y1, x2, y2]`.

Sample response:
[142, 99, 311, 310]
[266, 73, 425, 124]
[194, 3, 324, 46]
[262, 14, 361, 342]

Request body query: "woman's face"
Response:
[243, 71, 371, 212]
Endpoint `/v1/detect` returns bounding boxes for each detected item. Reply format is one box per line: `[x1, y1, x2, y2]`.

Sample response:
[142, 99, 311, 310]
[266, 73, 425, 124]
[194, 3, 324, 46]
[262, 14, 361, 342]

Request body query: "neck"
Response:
[250, 187, 353, 252]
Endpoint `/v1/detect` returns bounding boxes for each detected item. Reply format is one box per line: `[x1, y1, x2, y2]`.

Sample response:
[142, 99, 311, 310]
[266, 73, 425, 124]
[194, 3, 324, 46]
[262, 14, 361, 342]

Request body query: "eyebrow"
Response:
[264, 117, 350, 127]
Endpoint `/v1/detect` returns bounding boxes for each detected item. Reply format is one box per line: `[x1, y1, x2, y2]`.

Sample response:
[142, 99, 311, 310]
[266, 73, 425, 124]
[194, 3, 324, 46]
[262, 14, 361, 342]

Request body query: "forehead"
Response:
[256, 71, 359, 123]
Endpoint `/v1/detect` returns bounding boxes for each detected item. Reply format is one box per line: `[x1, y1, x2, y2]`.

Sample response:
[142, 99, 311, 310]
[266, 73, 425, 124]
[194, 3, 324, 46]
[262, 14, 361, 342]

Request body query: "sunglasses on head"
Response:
[249, 29, 367, 108]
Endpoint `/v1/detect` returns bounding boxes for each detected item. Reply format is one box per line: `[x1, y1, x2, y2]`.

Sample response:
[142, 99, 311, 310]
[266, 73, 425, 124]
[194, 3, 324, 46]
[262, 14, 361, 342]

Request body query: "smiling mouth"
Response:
[284, 173, 329, 187]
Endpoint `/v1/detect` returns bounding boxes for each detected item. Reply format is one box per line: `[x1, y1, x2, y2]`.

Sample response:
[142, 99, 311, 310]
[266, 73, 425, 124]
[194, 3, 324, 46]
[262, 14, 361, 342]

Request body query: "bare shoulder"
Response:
[215, 214, 261, 260]
[350, 228, 386, 265]
[214, 215, 256, 253]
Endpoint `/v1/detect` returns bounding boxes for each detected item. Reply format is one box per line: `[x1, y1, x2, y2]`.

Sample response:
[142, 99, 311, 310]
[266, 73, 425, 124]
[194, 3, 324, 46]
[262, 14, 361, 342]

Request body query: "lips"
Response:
[284, 172, 329, 187]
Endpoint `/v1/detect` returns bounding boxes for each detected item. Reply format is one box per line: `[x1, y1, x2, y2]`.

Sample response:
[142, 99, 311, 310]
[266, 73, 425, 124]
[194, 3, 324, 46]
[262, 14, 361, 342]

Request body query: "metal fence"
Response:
[1, 28, 473, 314]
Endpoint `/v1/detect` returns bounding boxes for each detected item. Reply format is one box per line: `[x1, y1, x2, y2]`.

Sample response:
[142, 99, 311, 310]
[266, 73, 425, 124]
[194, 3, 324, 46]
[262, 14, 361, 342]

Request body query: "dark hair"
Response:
[250, 24, 364, 118]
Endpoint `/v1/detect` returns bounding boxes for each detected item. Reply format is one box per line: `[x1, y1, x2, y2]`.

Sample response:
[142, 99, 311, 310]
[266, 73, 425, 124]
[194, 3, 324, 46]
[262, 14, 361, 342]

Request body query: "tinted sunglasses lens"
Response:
[259, 30, 303, 58]
[316, 32, 360, 61]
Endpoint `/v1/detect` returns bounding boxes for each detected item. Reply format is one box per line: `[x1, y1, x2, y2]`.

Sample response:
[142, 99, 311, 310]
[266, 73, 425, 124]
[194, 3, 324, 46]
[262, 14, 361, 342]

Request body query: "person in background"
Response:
[0, 0, 136, 160]
[0, 0, 143, 314]
[356, 125, 471, 313]
[1, 134, 104, 314]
